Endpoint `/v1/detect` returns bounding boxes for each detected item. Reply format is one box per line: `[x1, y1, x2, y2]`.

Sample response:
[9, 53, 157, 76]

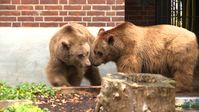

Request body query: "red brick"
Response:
[88, 22, 105, 27]
[0, 17, 16, 21]
[107, 22, 115, 26]
[0, 0, 11, 4]
[83, 17, 91, 21]
[59, 23, 68, 27]
[40, 23, 59, 27]
[125, 11, 141, 15]
[116, 0, 124, 4]
[147, 10, 155, 16]
[64, 6, 81, 10]
[125, 5, 143, 10]
[60, 11, 68, 15]
[0, 23, 11, 27]
[45, 17, 63, 21]
[59, 0, 67, 4]
[144, 6, 155, 10]
[145, 16, 155, 20]
[83, 6, 91, 10]
[17, 6, 33, 10]
[0, 5, 16, 10]
[92, 6, 110, 10]
[93, 17, 110, 21]
[107, 0, 115, 4]
[79, 22, 87, 26]
[106, 11, 115, 16]
[128, 16, 143, 20]
[116, 11, 124, 16]
[112, 17, 124, 21]
[112, 6, 124, 10]
[45, 6, 62, 10]
[88, 0, 105, 4]
[12, 0, 20, 4]
[22, 23, 39, 27]
[115, 22, 124, 25]
[18, 17, 34, 21]
[68, 11, 86, 16]
[40, 0, 58, 4]
[35, 6, 43, 10]
[12, 23, 21, 27]
[0, 11, 20, 16]
[40, 11, 58, 16]
[35, 17, 43, 21]
[140, 11, 147, 15]
[69, 0, 86, 4]
[21, 0, 38, 4]
[64, 17, 82, 21]
[87, 11, 105, 16]
[21, 11, 38, 15]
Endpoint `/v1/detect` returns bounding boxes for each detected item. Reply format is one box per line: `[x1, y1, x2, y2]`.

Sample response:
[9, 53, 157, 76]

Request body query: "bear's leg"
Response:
[46, 61, 71, 87]
[84, 66, 102, 86]
[173, 67, 193, 92]
[50, 75, 71, 87]
[117, 55, 142, 74]
[68, 73, 83, 86]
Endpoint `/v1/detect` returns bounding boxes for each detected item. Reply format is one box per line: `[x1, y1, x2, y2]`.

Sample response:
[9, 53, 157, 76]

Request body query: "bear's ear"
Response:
[65, 25, 74, 32]
[98, 28, 105, 36]
[106, 35, 114, 45]
[61, 40, 70, 50]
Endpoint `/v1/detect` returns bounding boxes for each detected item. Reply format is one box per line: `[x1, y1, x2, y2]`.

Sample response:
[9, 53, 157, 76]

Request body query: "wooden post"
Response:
[95, 73, 176, 112]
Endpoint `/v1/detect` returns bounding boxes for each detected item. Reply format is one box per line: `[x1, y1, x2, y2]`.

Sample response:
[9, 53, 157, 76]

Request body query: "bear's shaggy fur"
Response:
[91, 22, 198, 92]
[46, 23, 101, 86]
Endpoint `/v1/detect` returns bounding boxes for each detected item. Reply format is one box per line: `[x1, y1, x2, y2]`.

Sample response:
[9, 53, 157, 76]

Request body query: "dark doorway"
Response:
[125, 0, 199, 39]
[156, 0, 199, 40]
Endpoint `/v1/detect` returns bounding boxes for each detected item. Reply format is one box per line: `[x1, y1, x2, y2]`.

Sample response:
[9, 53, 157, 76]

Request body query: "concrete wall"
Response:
[0, 27, 117, 85]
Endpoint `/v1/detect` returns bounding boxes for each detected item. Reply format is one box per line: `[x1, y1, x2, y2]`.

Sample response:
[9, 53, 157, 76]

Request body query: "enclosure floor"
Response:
[176, 87, 199, 97]
[35, 86, 199, 112]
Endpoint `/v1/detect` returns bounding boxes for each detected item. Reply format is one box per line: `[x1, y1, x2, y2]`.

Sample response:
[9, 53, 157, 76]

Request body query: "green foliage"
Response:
[190, 104, 199, 108]
[3, 104, 48, 112]
[0, 82, 55, 100]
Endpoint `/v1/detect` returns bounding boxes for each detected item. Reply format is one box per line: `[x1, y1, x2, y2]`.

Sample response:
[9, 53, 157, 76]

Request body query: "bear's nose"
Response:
[94, 50, 103, 57]
[85, 59, 91, 66]
[52, 82, 59, 87]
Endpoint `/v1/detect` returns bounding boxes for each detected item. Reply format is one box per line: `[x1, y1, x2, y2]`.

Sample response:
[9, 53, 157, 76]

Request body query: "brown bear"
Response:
[91, 22, 199, 92]
[46, 23, 101, 87]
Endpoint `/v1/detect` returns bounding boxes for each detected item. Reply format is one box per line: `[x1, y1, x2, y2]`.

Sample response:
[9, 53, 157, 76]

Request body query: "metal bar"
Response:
[182, 0, 186, 28]
[171, 0, 173, 24]
[178, 0, 180, 26]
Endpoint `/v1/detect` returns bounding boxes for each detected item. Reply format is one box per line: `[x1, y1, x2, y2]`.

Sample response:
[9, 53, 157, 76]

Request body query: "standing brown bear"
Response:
[46, 23, 101, 87]
[91, 22, 198, 92]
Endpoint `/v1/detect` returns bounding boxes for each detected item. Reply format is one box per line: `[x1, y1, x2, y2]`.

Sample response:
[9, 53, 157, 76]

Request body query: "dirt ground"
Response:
[35, 86, 199, 112]
[36, 87, 100, 112]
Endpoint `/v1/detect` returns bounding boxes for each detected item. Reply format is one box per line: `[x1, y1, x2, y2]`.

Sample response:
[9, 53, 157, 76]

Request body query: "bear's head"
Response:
[91, 28, 123, 66]
[91, 22, 134, 66]
[55, 25, 91, 68]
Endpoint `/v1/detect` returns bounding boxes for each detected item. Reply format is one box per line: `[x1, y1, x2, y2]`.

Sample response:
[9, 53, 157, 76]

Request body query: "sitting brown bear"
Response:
[46, 23, 101, 87]
[91, 22, 198, 92]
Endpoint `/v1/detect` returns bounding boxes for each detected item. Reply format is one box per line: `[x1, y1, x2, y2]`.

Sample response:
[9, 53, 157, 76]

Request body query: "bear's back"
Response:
[145, 25, 196, 41]
[139, 25, 198, 75]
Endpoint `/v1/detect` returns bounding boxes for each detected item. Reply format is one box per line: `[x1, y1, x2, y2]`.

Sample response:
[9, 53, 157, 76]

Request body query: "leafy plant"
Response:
[0, 82, 56, 100]
[3, 104, 48, 112]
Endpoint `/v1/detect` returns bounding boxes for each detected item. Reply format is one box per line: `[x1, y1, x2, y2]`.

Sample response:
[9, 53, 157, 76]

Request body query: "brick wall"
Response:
[0, 0, 124, 27]
[125, 0, 156, 26]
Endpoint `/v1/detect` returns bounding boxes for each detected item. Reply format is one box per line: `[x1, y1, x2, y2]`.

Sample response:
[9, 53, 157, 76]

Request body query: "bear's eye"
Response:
[78, 54, 84, 59]
[86, 52, 89, 56]
[97, 51, 103, 57]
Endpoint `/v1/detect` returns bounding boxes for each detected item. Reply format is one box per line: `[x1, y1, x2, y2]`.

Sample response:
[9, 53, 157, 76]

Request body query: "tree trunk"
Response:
[95, 73, 176, 112]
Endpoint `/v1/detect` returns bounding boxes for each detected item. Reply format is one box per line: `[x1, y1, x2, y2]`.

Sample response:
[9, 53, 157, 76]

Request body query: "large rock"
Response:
[95, 73, 176, 112]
